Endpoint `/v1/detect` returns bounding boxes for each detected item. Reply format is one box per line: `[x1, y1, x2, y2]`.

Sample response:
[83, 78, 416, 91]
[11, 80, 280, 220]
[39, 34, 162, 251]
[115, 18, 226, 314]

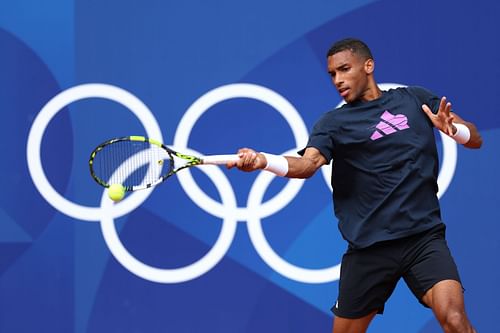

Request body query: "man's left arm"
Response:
[448, 112, 482, 149]
[421, 96, 483, 149]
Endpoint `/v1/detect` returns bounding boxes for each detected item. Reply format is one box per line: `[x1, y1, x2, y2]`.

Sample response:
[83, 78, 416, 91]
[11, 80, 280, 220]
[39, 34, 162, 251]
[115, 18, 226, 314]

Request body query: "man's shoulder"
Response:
[384, 85, 426, 95]
[384, 86, 438, 105]
[319, 106, 341, 120]
[404, 86, 433, 95]
[402, 86, 436, 99]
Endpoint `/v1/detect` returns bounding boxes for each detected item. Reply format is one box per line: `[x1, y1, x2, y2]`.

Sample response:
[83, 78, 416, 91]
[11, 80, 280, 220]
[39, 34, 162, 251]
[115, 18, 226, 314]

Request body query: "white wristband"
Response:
[261, 153, 288, 177]
[451, 122, 470, 144]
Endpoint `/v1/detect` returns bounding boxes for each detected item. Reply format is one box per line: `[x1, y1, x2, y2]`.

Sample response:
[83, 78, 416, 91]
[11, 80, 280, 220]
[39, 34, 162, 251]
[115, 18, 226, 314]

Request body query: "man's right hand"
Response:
[226, 148, 266, 172]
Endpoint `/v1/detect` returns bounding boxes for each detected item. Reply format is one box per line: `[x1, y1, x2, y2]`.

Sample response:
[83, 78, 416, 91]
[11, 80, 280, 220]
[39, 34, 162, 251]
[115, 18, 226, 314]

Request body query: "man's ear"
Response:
[365, 59, 375, 74]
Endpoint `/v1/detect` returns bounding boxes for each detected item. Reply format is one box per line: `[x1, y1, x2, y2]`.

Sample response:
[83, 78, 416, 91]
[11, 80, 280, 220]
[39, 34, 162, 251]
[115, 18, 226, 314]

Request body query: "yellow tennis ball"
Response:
[108, 183, 125, 202]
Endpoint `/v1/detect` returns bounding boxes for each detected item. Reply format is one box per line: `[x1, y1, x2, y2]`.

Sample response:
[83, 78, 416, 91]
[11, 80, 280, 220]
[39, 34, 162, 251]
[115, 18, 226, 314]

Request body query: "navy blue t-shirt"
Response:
[301, 86, 444, 249]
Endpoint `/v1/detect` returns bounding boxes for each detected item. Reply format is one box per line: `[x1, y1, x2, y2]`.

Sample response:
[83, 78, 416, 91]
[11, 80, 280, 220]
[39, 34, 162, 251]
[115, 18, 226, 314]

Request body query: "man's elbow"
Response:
[296, 171, 316, 179]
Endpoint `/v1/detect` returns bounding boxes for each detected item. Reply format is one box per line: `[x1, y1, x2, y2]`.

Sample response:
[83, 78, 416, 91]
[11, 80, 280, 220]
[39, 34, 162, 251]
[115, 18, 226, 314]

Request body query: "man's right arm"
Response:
[227, 147, 327, 179]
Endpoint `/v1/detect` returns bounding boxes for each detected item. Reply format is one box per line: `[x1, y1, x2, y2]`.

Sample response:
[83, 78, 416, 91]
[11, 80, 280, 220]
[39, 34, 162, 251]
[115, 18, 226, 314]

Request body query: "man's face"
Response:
[327, 50, 372, 103]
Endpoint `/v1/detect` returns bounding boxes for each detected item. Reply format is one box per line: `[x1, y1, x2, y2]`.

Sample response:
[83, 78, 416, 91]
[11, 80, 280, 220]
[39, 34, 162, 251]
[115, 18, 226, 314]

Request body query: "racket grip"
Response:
[202, 154, 240, 165]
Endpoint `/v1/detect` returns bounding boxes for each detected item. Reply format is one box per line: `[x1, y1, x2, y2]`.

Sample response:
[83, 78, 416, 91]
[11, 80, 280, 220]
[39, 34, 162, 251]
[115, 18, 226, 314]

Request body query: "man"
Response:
[228, 38, 482, 332]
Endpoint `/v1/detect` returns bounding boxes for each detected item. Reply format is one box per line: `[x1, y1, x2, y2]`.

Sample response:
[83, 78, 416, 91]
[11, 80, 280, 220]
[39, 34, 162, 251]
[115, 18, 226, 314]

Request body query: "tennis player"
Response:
[228, 38, 481, 333]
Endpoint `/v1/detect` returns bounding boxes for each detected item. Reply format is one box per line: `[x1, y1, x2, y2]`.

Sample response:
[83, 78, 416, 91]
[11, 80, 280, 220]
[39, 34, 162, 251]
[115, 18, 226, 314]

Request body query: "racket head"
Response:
[89, 136, 201, 191]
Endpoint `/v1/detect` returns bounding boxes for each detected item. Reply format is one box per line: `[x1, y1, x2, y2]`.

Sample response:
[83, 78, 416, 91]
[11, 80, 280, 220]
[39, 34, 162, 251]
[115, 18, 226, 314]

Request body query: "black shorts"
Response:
[332, 223, 462, 318]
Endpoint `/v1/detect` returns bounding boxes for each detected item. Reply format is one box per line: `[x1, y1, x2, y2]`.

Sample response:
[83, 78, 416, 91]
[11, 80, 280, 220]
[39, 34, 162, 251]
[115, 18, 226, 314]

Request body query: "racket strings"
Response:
[92, 141, 173, 188]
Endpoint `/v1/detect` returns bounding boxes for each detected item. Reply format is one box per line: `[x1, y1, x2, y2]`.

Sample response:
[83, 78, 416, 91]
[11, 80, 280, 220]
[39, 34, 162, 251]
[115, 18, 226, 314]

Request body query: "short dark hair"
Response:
[326, 38, 373, 61]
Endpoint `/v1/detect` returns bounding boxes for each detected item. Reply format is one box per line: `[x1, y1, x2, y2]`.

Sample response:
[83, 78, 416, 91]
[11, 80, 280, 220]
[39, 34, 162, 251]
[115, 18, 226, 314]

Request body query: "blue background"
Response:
[1, 0, 499, 332]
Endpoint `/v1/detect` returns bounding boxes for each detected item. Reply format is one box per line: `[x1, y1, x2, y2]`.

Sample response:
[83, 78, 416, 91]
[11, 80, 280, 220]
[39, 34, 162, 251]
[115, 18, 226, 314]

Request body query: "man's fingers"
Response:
[421, 104, 433, 117]
[240, 151, 255, 164]
[439, 96, 447, 111]
[230, 148, 267, 172]
[235, 151, 258, 171]
[445, 101, 452, 114]
[225, 160, 238, 169]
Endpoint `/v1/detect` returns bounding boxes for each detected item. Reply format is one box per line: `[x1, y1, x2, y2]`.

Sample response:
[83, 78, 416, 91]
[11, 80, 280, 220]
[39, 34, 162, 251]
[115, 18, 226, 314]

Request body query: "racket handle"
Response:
[202, 154, 240, 165]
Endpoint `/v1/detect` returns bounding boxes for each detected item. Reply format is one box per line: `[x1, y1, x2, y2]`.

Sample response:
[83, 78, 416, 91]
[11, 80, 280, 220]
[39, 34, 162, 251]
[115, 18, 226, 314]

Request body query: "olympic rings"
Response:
[174, 83, 309, 220]
[27, 82, 457, 284]
[100, 146, 238, 283]
[26, 83, 163, 221]
[174, 84, 341, 283]
[246, 149, 341, 283]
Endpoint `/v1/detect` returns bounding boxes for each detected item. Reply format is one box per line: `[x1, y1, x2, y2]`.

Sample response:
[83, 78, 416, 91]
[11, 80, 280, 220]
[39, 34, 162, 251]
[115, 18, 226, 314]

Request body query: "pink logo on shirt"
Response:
[370, 111, 410, 140]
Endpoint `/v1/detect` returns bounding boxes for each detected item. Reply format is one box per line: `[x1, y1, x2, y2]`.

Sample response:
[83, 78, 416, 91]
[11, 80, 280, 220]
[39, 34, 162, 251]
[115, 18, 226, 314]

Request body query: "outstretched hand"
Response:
[421, 96, 456, 136]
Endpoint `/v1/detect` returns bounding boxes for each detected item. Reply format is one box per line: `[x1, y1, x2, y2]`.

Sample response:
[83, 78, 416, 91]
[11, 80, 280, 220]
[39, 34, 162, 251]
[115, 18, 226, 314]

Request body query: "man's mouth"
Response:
[338, 87, 350, 98]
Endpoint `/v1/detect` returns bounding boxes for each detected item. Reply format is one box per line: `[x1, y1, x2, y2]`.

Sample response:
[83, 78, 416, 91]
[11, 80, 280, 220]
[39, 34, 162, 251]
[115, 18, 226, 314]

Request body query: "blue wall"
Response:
[1, 0, 499, 332]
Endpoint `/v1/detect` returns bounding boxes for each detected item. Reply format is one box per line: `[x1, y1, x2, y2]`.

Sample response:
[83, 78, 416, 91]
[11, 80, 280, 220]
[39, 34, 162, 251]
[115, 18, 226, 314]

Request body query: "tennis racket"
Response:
[89, 136, 239, 192]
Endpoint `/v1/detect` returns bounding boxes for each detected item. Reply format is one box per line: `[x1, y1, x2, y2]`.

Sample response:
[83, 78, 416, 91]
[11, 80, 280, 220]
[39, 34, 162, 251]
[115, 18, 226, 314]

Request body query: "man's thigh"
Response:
[332, 311, 377, 333]
[402, 224, 461, 306]
[333, 243, 402, 318]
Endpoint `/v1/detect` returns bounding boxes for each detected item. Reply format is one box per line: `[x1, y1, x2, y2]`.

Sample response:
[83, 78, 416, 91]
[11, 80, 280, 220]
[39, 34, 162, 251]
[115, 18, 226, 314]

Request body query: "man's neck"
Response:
[360, 83, 383, 102]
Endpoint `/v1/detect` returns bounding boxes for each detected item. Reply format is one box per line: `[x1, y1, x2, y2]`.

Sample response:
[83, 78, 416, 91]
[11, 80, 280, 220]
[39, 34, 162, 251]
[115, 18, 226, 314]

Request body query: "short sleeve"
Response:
[407, 86, 441, 114]
[297, 113, 336, 162]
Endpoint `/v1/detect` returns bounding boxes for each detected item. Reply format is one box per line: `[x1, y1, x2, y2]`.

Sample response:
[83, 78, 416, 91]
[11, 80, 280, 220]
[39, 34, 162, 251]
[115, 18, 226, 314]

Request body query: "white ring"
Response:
[174, 83, 309, 220]
[246, 165, 340, 283]
[99, 151, 238, 283]
[26, 83, 163, 221]
[436, 134, 456, 198]
[321, 83, 457, 199]
[174, 84, 340, 283]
